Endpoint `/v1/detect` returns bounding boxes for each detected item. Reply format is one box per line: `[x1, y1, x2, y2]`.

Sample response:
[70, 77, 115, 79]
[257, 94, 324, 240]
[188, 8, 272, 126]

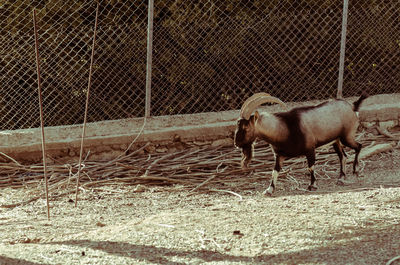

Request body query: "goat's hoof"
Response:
[337, 175, 346, 185]
[263, 188, 274, 196]
[337, 179, 345, 186]
[307, 185, 318, 191]
[337, 178, 354, 185]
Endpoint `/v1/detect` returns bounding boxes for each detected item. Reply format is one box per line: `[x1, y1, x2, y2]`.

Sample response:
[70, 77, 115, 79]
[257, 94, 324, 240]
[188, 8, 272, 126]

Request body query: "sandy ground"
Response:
[0, 149, 400, 265]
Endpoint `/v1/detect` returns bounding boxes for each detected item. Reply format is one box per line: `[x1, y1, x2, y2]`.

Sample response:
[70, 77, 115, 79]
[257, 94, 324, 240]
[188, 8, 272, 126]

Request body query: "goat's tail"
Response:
[353, 91, 369, 112]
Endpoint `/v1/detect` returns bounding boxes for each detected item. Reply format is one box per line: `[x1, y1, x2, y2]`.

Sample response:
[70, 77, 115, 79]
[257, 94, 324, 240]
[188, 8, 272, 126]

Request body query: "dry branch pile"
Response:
[0, 128, 399, 206]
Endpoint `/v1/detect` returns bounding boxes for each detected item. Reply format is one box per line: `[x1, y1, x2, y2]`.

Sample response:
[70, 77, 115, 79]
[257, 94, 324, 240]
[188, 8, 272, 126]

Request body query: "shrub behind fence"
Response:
[0, 0, 399, 130]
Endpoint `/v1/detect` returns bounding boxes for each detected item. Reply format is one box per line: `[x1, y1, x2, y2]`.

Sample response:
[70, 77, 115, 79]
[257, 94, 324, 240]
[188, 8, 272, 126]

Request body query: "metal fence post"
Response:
[145, 0, 154, 118]
[337, 0, 349, 99]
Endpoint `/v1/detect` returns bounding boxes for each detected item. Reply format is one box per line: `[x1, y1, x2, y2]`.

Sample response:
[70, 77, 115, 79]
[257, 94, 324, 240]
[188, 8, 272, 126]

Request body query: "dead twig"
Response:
[0, 152, 22, 166]
[33, 8, 50, 220]
[386, 255, 400, 265]
[374, 125, 400, 140]
[1, 129, 399, 203]
[75, 1, 100, 207]
[209, 189, 243, 201]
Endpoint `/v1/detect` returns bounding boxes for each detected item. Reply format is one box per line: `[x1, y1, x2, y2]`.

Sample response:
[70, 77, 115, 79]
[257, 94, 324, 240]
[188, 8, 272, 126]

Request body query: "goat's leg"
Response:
[341, 137, 362, 177]
[333, 140, 347, 180]
[264, 154, 284, 195]
[306, 151, 317, 191]
[352, 143, 362, 176]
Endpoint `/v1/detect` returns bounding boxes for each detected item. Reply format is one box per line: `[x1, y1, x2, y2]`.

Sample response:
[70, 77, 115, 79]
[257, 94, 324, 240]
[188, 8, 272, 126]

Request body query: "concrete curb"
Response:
[1, 94, 399, 162]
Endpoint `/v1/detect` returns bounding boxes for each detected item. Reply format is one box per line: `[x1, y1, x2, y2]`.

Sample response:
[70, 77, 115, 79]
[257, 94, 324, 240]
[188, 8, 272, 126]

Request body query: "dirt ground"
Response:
[1, 148, 400, 265]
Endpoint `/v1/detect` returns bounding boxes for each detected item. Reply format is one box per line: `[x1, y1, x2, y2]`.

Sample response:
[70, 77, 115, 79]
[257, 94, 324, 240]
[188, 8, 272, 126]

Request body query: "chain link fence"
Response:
[1, 0, 399, 131]
[344, 1, 400, 97]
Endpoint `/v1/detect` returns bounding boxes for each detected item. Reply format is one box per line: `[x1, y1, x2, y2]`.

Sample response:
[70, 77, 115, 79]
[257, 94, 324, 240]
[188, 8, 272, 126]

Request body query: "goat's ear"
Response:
[254, 111, 260, 123]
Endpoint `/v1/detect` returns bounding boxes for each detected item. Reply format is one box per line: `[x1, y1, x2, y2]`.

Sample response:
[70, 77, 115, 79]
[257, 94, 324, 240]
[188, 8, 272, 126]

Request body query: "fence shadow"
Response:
[45, 222, 399, 265]
[0, 256, 48, 265]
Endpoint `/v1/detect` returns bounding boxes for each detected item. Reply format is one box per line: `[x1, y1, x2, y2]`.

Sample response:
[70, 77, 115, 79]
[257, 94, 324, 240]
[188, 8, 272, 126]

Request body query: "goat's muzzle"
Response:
[234, 118, 251, 148]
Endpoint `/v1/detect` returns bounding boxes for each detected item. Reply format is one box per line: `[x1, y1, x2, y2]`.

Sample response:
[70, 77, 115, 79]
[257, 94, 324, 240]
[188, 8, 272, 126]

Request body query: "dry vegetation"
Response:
[0, 129, 400, 264]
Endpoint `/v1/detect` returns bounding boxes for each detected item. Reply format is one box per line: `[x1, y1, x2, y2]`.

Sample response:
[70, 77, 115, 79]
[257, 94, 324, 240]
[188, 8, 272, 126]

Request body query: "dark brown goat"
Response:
[234, 92, 368, 195]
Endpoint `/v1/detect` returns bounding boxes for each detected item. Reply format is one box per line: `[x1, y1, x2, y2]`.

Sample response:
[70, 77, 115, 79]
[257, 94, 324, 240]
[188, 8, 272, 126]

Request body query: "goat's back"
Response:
[283, 99, 358, 147]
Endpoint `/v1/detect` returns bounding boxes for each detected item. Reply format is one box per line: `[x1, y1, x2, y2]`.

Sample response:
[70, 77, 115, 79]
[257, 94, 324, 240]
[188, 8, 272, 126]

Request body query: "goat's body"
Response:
[235, 93, 368, 194]
[256, 99, 359, 158]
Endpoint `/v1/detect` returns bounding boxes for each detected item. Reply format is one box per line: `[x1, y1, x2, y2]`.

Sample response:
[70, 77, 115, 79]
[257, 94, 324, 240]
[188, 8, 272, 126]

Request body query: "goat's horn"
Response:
[239, 93, 271, 118]
[240, 93, 287, 120]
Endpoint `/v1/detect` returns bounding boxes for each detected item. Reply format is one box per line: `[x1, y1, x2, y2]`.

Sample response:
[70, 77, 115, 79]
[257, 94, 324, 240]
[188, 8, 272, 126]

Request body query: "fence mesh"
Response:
[1, 0, 148, 130]
[0, 0, 399, 131]
[344, 1, 400, 97]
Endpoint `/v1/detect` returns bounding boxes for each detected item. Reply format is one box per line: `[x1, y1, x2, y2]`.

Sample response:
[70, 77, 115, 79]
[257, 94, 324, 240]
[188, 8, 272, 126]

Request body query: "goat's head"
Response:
[234, 118, 256, 148]
[234, 93, 286, 168]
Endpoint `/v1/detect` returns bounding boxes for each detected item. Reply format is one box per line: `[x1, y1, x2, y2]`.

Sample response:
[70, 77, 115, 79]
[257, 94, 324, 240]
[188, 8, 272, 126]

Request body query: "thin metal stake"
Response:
[75, 2, 99, 207]
[337, 0, 349, 99]
[33, 9, 50, 220]
[145, 0, 154, 118]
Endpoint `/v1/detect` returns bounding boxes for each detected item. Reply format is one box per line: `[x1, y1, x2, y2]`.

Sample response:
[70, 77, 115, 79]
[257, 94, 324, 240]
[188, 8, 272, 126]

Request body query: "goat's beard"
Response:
[241, 143, 254, 169]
